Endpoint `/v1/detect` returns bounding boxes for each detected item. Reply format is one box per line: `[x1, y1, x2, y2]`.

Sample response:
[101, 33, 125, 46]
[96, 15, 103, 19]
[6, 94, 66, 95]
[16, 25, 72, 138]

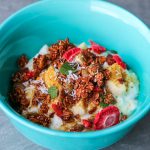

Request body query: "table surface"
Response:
[0, 0, 150, 150]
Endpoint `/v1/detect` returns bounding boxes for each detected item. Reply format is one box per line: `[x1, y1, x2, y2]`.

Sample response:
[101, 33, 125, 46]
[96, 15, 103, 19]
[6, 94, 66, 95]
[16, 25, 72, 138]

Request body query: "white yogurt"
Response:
[25, 45, 49, 70]
[107, 70, 139, 115]
[50, 114, 63, 129]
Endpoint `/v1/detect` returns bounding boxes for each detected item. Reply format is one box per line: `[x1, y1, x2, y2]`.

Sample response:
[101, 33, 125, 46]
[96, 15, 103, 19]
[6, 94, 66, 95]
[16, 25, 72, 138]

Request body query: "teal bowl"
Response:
[0, 0, 150, 149]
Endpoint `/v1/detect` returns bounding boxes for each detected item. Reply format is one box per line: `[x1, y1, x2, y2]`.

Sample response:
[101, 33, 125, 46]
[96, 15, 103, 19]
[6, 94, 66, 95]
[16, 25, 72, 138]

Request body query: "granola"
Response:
[9, 39, 139, 132]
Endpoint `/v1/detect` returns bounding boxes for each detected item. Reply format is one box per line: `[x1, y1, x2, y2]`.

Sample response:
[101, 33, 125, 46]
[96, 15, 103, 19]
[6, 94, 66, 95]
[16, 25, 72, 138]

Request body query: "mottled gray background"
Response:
[0, 0, 150, 150]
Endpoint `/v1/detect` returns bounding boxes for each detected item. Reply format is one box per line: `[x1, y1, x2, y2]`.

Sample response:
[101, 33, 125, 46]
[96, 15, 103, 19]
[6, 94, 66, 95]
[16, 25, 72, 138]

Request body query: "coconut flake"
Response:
[38, 85, 48, 94]
[54, 67, 59, 74]
[67, 70, 79, 82]
[76, 63, 85, 71]
[103, 62, 109, 69]
[23, 81, 29, 87]
[24, 85, 35, 92]
[50, 114, 63, 129]
[32, 79, 48, 94]
[27, 106, 39, 113]
[70, 89, 76, 97]
[25, 59, 34, 71]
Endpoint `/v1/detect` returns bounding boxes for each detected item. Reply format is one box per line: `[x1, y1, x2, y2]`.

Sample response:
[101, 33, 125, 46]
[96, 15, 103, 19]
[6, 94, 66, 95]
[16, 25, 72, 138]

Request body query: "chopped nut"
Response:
[120, 114, 128, 121]
[106, 54, 116, 65]
[18, 55, 28, 69]
[104, 91, 116, 104]
[74, 114, 81, 120]
[98, 56, 106, 64]
[118, 78, 124, 84]
[75, 77, 94, 99]
[40, 103, 49, 114]
[81, 49, 96, 66]
[12, 68, 30, 83]
[103, 69, 111, 80]
[33, 55, 47, 72]
[95, 72, 104, 87]
[87, 64, 101, 75]
[49, 38, 75, 61]
[9, 84, 29, 111]
[62, 94, 75, 108]
[88, 106, 97, 114]
[70, 124, 84, 132]
[27, 114, 50, 127]
[62, 109, 73, 121]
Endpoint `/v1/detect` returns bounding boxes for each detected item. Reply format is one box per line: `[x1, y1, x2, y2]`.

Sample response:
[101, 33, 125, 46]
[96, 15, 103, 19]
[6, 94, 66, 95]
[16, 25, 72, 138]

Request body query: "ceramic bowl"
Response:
[0, 0, 150, 149]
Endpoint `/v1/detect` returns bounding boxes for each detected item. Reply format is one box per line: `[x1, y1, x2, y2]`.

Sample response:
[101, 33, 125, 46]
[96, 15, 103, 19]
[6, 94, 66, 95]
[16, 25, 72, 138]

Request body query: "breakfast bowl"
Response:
[0, 0, 150, 149]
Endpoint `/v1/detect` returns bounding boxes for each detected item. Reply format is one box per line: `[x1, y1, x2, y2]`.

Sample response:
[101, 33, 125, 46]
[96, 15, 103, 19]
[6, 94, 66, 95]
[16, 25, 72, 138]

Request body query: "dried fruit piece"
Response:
[27, 114, 50, 127]
[113, 54, 126, 69]
[98, 56, 106, 64]
[62, 109, 73, 121]
[106, 54, 116, 65]
[94, 106, 120, 130]
[70, 124, 85, 132]
[52, 103, 63, 117]
[95, 72, 104, 87]
[82, 119, 92, 128]
[120, 113, 128, 121]
[93, 86, 102, 92]
[49, 38, 75, 61]
[63, 47, 81, 62]
[26, 71, 35, 79]
[18, 55, 28, 68]
[89, 40, 106, 54]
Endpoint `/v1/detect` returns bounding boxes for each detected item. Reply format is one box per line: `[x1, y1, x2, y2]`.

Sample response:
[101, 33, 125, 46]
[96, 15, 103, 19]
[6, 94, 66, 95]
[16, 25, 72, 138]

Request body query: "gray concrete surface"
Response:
[0, 0, 150, 150]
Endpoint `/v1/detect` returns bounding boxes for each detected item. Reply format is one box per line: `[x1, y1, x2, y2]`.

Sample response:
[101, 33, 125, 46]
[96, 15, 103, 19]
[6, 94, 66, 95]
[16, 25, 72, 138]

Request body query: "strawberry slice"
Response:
[113, 54, 126, 69]
[89, 40, 106, 54]
[52, 103, 63, 117]
[26, 71, 35, 79]
[82, 119, 92, 128]
[93, 86, 102, 92]
[63, 47, 81, 62]
[94, 106, 120, 130]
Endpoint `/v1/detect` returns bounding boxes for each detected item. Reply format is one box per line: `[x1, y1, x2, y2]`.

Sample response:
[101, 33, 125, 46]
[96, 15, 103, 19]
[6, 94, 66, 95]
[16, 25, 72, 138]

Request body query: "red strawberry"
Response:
[26, 71, 35, 79]
[52, 103, 63, 117]
[63, 47, 81, 62]
[113, 54, 126, 69]
[82, 119, 92, 128]
[93, 86, 102, 92]
[94, 106, 120, 130]
[89, 40, 106, 54]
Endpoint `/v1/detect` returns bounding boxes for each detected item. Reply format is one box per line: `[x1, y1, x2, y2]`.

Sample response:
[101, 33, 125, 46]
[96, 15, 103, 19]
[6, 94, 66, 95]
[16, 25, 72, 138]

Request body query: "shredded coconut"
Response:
[24, 85, 35, 92]
[38, 85, 48, 94]
[54, 67, 59, 74]
[65, 70, 79, 83]
[50, 114, 63, 129]
[103, 62, 109, 69]
[32, 79, 48, 94]
[67, 71, 78, 80]
[70, 89, 76, 97]
[24, 79, 48, 94]
[76, 63, 85, 71]
[32, 79, 43, 84]
[23, 81, 29, 87]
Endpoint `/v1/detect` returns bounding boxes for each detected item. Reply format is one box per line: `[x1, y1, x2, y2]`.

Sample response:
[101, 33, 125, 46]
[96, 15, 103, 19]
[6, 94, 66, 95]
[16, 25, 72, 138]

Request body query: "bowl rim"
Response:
[0, 0, 150, 138]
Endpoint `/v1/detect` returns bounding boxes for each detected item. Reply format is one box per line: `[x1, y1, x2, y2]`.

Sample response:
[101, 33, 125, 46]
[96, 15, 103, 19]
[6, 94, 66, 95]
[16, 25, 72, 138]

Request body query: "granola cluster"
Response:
[9, 38, 139, 132]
